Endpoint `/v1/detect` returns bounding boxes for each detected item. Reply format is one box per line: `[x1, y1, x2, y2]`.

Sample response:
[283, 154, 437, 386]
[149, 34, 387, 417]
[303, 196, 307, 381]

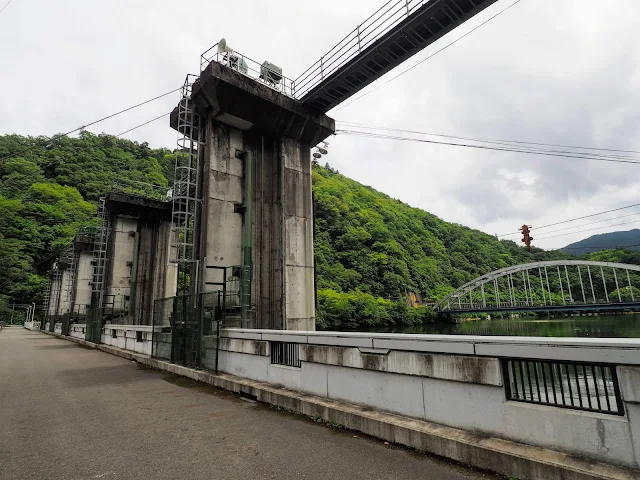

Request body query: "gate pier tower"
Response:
[170, 58, 334, 331]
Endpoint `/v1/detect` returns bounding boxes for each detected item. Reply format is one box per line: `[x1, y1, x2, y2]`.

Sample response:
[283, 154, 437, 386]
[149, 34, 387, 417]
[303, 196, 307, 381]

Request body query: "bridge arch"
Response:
[435, 260, 640, 314]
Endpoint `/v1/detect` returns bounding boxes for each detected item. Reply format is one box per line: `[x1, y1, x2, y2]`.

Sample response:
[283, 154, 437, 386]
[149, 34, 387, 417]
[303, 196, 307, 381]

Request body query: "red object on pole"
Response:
[519, 225, 533, 251]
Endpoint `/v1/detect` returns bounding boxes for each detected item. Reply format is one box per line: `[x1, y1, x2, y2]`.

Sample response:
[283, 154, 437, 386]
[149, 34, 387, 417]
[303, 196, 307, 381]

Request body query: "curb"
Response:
[42, 330, 639, 480]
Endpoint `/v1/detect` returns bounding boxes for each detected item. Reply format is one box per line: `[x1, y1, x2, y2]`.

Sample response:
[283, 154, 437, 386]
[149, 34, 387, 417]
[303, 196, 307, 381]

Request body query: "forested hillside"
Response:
[1, 132, 637, 328]
[562, 230, 640, 255]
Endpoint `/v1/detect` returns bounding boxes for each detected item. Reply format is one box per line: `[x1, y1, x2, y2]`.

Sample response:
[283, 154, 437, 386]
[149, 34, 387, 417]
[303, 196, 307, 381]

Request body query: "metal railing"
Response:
[111, 178, 170, 202]
[200, 44, 296, 98]
[293, 0, 430, 98]
[270, 342, 301, 368]
[503, 359, 624, 416]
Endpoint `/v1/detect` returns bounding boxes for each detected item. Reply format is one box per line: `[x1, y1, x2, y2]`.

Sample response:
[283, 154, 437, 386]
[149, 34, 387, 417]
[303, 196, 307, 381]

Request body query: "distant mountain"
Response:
[562, 229, 640, 255]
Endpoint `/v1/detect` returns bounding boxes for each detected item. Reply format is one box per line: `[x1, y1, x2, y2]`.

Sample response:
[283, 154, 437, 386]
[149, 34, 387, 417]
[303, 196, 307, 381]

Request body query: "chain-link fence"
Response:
[152, 292, 227, 372]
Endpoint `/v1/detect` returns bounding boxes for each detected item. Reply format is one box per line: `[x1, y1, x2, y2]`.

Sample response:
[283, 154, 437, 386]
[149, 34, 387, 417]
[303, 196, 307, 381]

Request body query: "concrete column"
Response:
[48, 274, 62, 317]
[73, 250, 93, 313]
[57, 268, 73, 315]
[200, 120, 244, 295]
[281, 137, 315, 331]
[107, 216, 137, 313]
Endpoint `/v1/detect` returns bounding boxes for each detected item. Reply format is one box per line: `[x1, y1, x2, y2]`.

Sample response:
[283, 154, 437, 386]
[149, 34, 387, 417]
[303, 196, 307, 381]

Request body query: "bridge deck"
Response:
[298, 0, 498, 112]
[0, 328, 491, 480]
[441, 302, 640, 315]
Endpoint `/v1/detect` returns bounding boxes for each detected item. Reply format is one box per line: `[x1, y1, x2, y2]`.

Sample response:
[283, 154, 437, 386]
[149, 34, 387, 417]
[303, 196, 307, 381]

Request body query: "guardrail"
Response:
[200, 44, 296, 98]
[293, 0, 430, 98]
[503, 358, 624, 415]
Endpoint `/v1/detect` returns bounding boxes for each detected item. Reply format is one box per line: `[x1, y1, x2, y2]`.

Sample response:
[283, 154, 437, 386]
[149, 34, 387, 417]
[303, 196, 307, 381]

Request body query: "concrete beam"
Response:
[170, 62, 335, 147]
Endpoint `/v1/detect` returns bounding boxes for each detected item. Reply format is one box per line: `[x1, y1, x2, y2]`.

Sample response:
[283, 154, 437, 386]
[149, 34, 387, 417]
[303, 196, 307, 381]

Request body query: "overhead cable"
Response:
[497, 203, 640, 237]
[336, 120, 640, 157]
[336, 129, 640, 165]
[0, 86, 181, 161]
[116, 112, 171, 137]
[0, 0, 14, 15]
[534, 219, 640, 241]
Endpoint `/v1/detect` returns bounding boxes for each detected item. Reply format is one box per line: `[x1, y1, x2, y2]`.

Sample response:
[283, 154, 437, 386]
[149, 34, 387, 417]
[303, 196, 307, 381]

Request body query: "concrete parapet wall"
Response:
[99, 324, 160, 356]
[210, 329, 640, 469]
[69, 324, 86, 339]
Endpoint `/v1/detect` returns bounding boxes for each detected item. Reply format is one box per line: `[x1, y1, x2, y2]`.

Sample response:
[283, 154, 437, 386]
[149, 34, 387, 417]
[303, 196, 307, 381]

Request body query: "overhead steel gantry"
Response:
[435, 261, 640, 315]
[294, 0, 500, 112]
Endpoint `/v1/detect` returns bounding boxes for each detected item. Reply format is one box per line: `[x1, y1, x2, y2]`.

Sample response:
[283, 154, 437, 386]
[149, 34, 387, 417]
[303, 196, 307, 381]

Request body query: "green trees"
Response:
[2, 131, 639, 331]
[0, 132, 168, 307]
[311, 165, 638, 330]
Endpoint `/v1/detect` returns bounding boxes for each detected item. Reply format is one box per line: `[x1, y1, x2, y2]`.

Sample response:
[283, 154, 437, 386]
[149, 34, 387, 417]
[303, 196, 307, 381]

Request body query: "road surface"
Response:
[0, 328, 496, 480]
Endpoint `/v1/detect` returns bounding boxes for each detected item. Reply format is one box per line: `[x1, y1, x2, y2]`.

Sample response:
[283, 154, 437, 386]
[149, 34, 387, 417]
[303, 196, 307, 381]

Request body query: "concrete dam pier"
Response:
[169, 61, 334, 331]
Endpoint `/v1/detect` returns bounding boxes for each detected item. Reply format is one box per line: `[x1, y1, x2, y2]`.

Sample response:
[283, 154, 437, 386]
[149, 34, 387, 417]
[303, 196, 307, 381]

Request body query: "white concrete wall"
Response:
[211, 329, 640, 469]
[74, 251, 93, 311]
[57, 269, 73, 315]
[69, 324, 86, 339]
[47, 276, 61, 316]
[108, 216, 137, 305]
[99, 324, 158, 356]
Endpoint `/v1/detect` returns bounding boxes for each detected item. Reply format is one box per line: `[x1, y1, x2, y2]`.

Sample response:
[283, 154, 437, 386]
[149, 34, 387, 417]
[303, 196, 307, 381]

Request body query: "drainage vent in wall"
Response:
[270, 341, 301, 368]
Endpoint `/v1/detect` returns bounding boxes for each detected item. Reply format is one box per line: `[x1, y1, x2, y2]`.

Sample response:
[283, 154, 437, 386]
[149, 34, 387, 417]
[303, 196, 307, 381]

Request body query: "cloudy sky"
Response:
[1, 0, 639, 250]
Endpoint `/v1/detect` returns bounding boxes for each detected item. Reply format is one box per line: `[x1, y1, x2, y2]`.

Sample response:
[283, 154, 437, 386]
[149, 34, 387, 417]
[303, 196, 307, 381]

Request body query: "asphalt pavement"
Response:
[0, 328, 497, 480]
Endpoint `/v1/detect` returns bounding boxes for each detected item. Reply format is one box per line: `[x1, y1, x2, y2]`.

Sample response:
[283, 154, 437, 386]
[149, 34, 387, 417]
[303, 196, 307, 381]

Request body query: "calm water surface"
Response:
[374, 313, 640, 338]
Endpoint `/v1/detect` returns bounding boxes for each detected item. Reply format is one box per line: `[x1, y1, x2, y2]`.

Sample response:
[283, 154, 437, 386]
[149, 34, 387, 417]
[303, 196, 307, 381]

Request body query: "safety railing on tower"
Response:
[200, 44, 296, 98]
[293, 0, 430, 98]
[111, 178, 171, 202]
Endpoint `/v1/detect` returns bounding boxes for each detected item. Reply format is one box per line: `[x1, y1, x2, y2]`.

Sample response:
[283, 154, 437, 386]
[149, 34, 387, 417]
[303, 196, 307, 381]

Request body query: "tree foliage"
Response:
[1, 132, 638, 329]
[0, 132, 169, 307]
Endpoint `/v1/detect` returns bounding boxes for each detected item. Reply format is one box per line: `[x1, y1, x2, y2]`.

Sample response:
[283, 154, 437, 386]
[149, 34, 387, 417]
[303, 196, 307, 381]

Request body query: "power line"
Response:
[0, 86, 181, 162]
[336, 129, 640, 165]
[0, 0, 14, 15]
[334, 0, 524, 112]
[530, 212, 640, 236]
[561, 244, 640, 251]
[535, 219, 640, 241]
[336, 120, 640, 158]
[116, 112, 171, 137]
[498, 203, 640, 237]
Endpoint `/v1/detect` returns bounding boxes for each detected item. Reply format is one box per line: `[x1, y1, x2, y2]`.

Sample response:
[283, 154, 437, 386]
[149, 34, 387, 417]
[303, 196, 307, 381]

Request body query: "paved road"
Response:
[0, 328, 496, 480]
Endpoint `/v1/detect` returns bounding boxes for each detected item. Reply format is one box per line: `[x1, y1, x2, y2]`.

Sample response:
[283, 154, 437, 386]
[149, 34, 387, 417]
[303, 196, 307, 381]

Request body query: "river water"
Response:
[377, 313, 640, 338]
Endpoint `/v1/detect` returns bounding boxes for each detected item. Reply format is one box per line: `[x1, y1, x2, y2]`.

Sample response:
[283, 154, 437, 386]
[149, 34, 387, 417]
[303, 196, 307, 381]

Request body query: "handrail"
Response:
[293, 0, 431, 98]
[200, 44, 296, 98]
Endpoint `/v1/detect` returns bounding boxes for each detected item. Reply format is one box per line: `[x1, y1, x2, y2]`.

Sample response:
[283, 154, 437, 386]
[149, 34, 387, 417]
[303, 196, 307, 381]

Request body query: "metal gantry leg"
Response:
[601, 266, 609, 302]
[557, 266, 565, 305]
[564, 265, 573, 303]
[508, 274, 515, 307]
[526, 269, 533, 305]
[544, 267, 552, 305]
[613, 269, 622, 302]
[587, 265, 596, 303]
[539, 268, 546, 305]
[627, 269, 635, 301]
[521, 271, 529, 305]
[577, 266, 586, 304]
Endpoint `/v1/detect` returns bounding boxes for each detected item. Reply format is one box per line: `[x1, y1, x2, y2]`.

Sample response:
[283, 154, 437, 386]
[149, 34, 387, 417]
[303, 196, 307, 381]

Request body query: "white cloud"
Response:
[1, 0, 639, 250]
